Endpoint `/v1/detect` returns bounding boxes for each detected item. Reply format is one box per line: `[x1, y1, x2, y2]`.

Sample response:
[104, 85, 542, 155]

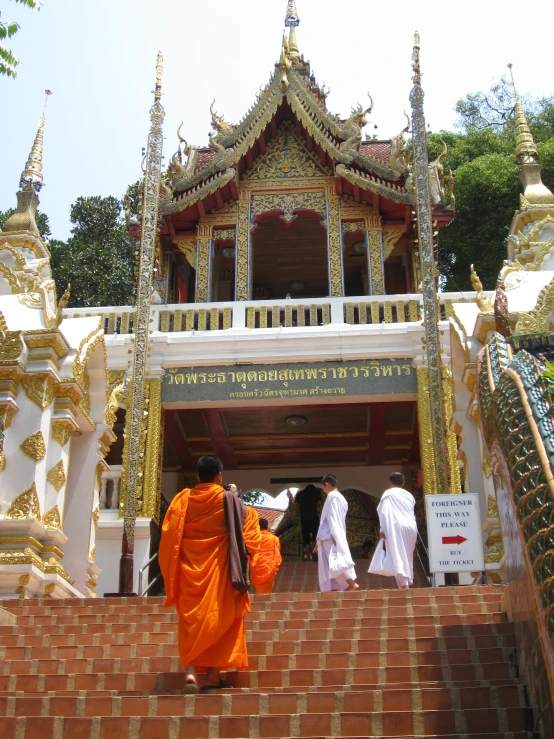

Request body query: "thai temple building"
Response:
[2, 1, 554, 735]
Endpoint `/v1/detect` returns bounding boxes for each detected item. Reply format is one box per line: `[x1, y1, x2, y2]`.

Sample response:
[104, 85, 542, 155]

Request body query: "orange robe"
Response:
[159, 483, 261, 670]
[250, 529, 282, 594]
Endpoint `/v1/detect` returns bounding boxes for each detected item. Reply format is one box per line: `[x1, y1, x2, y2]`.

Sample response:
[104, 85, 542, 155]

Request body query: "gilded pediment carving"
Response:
[244, 122, 332, 182]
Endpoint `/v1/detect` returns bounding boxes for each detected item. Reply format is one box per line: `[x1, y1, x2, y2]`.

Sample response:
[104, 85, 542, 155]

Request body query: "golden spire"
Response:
[154, 51, 163, 101]
[20, 90, 51, 193]
[284, 0, 300, 61]
[508, 64, 554, 206]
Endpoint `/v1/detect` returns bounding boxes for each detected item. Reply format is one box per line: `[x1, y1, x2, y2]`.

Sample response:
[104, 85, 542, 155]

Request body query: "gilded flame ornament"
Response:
[20, 430, 47, 461]
[5, 483, 41, 520]
[46, 460, 66, 492]
[42, 505, 62, 530]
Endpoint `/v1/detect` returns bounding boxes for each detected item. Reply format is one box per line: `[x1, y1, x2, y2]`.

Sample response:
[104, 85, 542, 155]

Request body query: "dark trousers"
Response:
[301, 515, 319, 547]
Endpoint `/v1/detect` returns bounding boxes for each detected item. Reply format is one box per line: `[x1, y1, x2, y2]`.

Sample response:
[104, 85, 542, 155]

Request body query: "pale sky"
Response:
[1, 0, 553, 241]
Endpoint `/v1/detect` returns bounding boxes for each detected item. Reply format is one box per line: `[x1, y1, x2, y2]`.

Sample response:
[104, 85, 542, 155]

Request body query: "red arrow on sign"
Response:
[442, 535, 467, 545]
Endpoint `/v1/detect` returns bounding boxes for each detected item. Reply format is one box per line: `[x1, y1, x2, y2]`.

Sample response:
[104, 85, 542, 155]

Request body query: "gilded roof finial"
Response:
[20, 89, 51, 193]
[154, 51, 163, 101]
[411, 32, 421, 87]
[285, 0, 300, 61]
[507, 63, 554, 206]
[285, 0, 300, 27]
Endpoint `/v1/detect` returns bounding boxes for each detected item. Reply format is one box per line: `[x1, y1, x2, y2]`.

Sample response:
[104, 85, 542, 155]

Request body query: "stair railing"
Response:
[138, 552, 161, 596]
[415, 531, 434, 587]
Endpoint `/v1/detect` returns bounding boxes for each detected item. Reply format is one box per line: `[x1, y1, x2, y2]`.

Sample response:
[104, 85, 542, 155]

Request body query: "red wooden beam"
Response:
[405, 205, 412, 226]
[197, 201, 206, 219]
[353, 185, 361, 203]
[259, 130, 266, 154]
[246, 150, 254, 169]
[306, 132, 314, 151]
[270, 115, 278, 138]
[215, 190, 224, 210]
[165, 411, 197, 471]
[372, 193, 380, 212]
[203, 409, 237, 470]
[334, 174, 343, 196]
[295, 119, 302, 138]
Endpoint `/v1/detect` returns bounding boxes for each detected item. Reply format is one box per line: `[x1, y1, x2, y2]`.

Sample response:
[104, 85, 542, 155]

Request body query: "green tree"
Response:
[49, 196, 135, 308]
[0, 207, 51, 239]
[0, 0, 40, 78]
[428, 80, 554, 291]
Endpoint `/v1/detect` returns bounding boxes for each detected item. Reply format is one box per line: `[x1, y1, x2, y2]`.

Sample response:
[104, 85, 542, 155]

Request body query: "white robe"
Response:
[317, 489, 356, 592]
[377, 487, 418, 587]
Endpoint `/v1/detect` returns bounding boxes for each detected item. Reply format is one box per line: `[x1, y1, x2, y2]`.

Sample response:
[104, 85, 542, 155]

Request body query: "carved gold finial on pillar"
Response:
[409, 32, 450, 495]
[19, 90, 51, 193]
[3, 90, 52, 237]
[507, 64, 554, 207]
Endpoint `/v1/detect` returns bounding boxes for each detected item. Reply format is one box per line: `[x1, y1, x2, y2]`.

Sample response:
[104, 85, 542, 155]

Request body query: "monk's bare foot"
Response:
[346, 581, 360, 591]
[184, 665, 199, 694]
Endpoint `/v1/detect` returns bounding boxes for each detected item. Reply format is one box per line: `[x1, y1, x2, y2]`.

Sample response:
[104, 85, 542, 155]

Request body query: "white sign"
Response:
[425, 493, 485, 573]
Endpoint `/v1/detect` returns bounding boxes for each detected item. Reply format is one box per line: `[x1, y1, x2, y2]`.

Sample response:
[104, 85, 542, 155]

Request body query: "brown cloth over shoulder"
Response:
[223, 490, 249, 594]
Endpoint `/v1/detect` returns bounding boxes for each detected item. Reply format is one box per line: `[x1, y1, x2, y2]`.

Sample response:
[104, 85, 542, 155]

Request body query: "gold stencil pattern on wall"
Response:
[46, 460, 66, 492]
[21, 373, 57, 410]
[52, 420, 74, 447]
[20, 430, 46, 461]
[42, 505, 62, 530]
[5, 483, 41, 519]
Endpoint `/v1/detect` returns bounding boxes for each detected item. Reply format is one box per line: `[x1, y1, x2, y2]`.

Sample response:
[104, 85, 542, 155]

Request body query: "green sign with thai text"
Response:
[162, 359, 415, 403]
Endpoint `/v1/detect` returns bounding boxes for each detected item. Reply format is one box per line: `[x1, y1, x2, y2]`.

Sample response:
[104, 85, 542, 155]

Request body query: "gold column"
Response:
[142, 378, 164, 521]
[416, 367, 437, 495]
[236, 191, 251, 301]
[120, 378, 163, 521]
[327, 194, 343, 296]
[443, 367, 462, 493]
[195, 224, 213, 303]
[368, 229, 385, 295]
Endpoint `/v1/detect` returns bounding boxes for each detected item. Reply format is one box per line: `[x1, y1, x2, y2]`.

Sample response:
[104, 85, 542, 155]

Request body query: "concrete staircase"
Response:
[0, 562, 535, 739]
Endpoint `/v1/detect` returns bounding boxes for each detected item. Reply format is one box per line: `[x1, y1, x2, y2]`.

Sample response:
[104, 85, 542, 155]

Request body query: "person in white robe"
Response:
[376, 471, 418, 589]
[315, 474, 359, 592]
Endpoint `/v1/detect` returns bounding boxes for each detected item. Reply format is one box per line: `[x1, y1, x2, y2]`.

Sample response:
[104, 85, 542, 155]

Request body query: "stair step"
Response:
[0, 684, 529, 716]
[0, 707, 533, 738]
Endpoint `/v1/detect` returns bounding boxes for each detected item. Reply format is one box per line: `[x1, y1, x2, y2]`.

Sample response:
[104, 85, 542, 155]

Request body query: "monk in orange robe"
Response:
[159, 456, 261, 693]
[250, 518, 282, 594]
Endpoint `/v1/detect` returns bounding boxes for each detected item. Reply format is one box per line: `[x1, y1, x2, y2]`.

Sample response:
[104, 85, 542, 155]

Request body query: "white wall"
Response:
[161, 466, 400, 502]
[95, 517, 152, 596]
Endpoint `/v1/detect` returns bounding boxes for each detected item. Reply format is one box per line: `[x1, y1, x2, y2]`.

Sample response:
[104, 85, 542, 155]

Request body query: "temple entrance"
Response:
[250, 212, 328, 300]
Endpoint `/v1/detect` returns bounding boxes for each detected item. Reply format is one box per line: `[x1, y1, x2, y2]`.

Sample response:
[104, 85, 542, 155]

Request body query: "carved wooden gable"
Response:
[243, 121, 332, 183]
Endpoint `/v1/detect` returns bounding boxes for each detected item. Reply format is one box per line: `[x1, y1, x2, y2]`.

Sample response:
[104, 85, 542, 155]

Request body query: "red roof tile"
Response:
[195, 149, 215, 171]
[360, 140, 391, 164]
[251, 506, 286, 533]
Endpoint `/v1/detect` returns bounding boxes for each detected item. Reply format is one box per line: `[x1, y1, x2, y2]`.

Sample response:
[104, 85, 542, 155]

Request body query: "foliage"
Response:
[241, 490, 266, 506]
[0, 206, 51, 239]
[49, 196, 136, 308]
[0, 0, 40, 78]
[428, 79, 554, 291]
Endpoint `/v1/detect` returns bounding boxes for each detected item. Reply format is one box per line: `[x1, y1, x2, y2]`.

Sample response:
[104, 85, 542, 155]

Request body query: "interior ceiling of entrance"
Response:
[252, 213, 328, 299]
[164, 401, 419, 471]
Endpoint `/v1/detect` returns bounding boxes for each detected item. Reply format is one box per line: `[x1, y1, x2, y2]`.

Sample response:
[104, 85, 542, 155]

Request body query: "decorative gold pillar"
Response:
[120, 378, 163, 522]
[236, 191, 251, 301]
[195, 224, 213, 303]
[142, 378, 164, 522]
[416, 367, 437, 495]
[326, 193, 343, 296]
[368, 229, 385, 295]
[443, 367, 462, 493]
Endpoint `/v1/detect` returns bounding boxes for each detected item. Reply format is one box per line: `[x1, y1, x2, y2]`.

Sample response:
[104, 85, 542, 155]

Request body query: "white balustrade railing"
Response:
[64, 291, 490, 335]
[100, 466, 122, 512]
